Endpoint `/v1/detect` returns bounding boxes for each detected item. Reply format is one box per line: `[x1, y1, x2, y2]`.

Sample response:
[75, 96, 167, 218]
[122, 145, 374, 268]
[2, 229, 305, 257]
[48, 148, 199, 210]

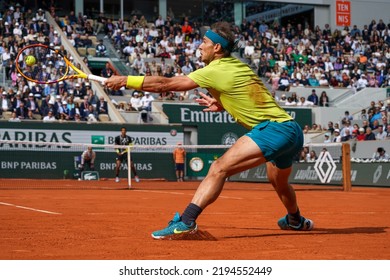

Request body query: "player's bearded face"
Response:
[199, 37, 216, 65]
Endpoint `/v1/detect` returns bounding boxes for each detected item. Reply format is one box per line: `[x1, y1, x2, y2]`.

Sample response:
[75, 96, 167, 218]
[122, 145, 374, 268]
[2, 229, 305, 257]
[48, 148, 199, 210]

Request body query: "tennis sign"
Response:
[336, 0, 351, 26]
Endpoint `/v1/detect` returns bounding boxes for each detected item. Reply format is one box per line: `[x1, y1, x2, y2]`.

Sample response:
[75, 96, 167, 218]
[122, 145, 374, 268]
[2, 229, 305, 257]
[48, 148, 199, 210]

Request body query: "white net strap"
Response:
[304, 142, 343, 148]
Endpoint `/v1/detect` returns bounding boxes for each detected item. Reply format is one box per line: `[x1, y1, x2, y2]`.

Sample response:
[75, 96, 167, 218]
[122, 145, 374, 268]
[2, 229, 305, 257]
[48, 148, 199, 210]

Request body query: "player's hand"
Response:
[195, 92, 224, 112]
[105, 75, 128, 90]
[90, 164, 95, 169]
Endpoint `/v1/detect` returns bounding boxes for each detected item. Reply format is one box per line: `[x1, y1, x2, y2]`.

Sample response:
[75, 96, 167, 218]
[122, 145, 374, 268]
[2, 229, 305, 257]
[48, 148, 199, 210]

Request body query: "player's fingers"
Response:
[195, 98, 208, 106]
[198, 92, 210, 99]
[204, 104, 221, 112]
[105, 76, 125, 90]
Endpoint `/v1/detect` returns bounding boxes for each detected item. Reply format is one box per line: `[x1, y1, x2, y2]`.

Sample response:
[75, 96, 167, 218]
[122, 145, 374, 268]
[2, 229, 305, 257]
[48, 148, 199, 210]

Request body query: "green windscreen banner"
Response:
[0, 149, 176, 180]
[162, 103, 312, 145]
[229, 162, 390, 187]
[0, 122, 184, 181]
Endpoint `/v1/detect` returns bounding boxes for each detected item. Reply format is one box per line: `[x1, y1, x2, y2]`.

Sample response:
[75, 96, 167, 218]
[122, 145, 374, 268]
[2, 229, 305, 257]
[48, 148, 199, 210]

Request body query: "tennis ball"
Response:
[25, 55, 36, 66]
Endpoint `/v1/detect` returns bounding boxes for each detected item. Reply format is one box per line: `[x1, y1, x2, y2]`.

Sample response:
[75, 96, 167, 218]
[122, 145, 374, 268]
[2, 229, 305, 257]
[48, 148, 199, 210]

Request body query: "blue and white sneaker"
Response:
[278, 215, 314, 231]
[151, 212, 198, 240]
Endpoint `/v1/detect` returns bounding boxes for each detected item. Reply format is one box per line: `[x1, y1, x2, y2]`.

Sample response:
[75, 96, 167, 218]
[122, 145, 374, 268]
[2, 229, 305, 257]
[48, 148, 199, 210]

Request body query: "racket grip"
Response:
[87, 74, 107, 84]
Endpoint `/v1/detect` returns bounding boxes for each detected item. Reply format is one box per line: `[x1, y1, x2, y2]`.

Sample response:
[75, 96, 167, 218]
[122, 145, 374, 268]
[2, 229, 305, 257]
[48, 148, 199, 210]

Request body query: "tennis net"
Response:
[0, 140, 230, 189]
[0, 140, 351, 190]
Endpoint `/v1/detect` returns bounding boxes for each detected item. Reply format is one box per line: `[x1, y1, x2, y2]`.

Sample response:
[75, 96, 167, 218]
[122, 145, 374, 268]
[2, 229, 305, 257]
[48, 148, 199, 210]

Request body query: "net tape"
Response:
[0, 140, 232, 152]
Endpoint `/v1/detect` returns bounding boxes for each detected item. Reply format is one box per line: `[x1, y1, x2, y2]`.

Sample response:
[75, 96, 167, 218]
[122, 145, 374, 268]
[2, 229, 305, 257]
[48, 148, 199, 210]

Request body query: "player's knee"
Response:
[208, 160, 228, 178]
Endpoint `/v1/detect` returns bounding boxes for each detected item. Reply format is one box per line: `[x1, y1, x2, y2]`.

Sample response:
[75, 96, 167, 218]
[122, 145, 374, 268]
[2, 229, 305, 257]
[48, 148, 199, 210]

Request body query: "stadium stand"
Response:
[0, 2, 389, 147]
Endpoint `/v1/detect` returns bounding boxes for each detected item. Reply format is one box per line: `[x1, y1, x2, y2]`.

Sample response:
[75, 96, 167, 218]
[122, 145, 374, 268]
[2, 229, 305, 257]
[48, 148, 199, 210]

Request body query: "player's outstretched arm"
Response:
[105, 75, 199, 92]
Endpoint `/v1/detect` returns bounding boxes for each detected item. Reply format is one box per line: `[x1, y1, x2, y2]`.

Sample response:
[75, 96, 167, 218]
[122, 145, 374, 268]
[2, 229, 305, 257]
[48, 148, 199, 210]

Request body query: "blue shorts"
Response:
[175, 163, 185, 171]
[116, 153, 128, 162]
[246, 120, 303, 169]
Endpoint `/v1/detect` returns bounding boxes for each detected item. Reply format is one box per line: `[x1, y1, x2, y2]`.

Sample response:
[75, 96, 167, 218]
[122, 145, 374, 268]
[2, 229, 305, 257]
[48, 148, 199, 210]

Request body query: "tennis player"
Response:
[114, 127, 140, 183]
[106, 22, 313, 239]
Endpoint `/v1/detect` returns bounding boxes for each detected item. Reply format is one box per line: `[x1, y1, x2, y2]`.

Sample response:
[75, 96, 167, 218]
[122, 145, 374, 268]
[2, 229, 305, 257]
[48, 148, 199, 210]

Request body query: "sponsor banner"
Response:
[162, 104, 312, 145]
[163, 103, 247, 145]
[0, 151, 177, 180]
[229, 163, 390, 187]
[81, 171, 100, 181]
[0, 121, 180, 181]
[163, 104, 311, 128]
[2, 150, 390, 185]
[0, 129, 183, 153]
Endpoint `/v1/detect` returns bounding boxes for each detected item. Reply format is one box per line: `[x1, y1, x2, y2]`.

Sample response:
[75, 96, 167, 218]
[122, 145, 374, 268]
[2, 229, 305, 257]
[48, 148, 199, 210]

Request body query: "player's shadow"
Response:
[223, 226, 388, 239]
[168, 230, 218, 241]
[161, 227, 387, 241]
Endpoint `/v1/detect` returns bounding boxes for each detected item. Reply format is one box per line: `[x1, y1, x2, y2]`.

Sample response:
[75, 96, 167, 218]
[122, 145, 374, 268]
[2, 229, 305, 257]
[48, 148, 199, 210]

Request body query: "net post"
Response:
[127, 146, 132, 189]
[342, 142, 352, 191]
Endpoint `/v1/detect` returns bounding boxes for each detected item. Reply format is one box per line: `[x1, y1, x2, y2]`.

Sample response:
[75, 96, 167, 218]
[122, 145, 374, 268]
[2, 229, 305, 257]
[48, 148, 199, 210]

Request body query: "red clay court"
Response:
[0, 180, 389, 260]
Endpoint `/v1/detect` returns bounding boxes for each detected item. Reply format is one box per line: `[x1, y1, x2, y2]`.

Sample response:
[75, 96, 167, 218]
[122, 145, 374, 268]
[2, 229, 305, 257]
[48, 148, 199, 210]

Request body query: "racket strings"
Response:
[18, 45, 69, 84]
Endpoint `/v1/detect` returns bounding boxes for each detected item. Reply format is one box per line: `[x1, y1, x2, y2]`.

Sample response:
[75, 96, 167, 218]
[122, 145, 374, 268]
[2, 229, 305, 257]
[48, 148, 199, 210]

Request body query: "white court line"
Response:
[219, 195, 243, 200]
[0, 202, 62, 215]
[133, 190, 186, 195]
[134, 190, 243, 200]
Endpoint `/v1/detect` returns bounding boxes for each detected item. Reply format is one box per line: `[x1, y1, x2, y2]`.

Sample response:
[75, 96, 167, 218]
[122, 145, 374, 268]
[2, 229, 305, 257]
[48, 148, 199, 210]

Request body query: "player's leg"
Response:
[152, 135, 265, 239]
[151, 120, 311, 239]
[190, 135, 265, 208]
[78, 161, 85, 179]
[130, 159, 139, 182]
[115, 157, 122, 182]
[265, 121, 314, 231]
[267, 162, 313, 230]
[266, 162, 297, 214]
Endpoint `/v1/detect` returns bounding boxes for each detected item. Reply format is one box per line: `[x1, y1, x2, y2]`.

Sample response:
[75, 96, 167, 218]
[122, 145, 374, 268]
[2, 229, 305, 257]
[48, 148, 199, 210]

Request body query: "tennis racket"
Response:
[119, 143, 133, 155]
[15, 43, 107, 85]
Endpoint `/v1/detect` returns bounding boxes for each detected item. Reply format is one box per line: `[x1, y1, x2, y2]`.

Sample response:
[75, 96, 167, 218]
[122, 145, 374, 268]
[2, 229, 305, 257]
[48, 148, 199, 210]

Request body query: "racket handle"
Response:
[87, 74, 107, 84]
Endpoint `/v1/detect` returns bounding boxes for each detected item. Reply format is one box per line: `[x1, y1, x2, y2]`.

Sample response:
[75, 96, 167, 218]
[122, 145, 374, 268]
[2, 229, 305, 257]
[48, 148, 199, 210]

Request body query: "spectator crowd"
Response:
[0, 3, 109, 122]
[0, 1, 389, 141]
